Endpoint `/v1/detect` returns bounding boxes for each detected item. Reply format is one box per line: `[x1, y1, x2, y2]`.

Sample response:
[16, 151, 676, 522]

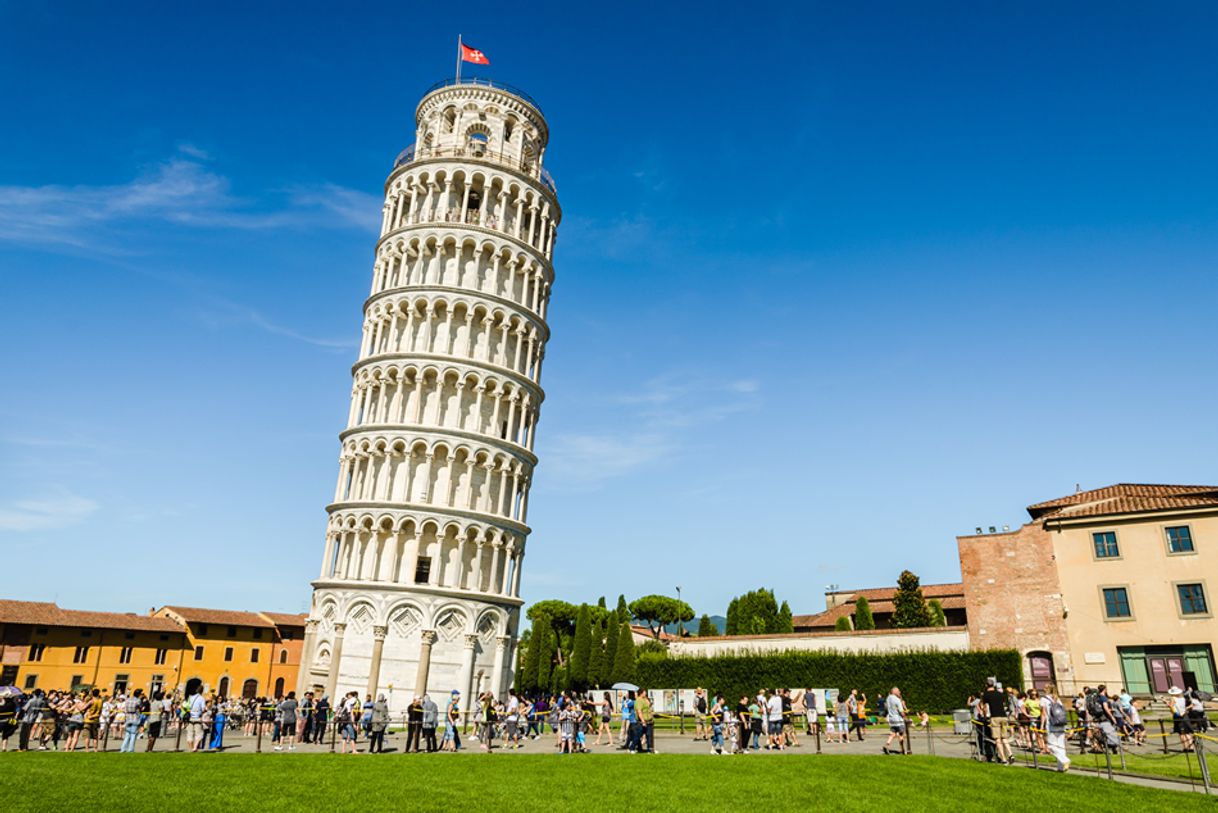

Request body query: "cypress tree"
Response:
[854, 596, 876, 630]
[778, 600, 794, 633]
[697, 614, 716, 637]
[892, 570, 933, 628]
[834, 616, 853, 631]
[536, 624, 554, 689]
[571, 603, 592, 690]
[604, 611, 620, 680]
[616, 594, 630, 624]
[612, 618, 635, 684]
[597, 596, 607, 609]
[588, 618, 605, 687]
[521, 627, 540, 692]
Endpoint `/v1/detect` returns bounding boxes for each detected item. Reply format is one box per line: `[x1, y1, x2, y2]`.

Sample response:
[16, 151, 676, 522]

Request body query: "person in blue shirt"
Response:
[620, 692, 637, 751]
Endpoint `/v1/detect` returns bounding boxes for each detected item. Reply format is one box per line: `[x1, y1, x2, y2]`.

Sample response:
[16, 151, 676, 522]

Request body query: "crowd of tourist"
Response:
[965, 676, 1211, 772]
[1, 678, 1209, 767]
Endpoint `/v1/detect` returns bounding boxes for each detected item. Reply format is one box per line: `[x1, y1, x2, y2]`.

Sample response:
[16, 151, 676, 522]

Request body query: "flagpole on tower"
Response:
[456, 34, 462, 83]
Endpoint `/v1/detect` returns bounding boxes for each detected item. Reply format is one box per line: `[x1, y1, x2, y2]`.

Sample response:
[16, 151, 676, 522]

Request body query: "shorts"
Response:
[602, 715, 610, 723]
[85, 722, 100, 739]
[148, 721, 162, 738]
[890, 724, 905, 734]
[768, 720, 783, 735]
[67, 721, 83, 733]
[1174, 717, 1194, 735]
[989, 717, 1010, 739]
[694, 712, 706, 724]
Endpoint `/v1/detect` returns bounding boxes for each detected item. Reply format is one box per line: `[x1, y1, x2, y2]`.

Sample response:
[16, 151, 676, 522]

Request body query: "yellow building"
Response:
[961, 483, 1218, 694]
[154, 606, 303, 699]
[0, 600, 187, 696]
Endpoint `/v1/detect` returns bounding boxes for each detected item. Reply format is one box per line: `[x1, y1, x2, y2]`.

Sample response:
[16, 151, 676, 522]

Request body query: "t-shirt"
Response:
[767, 695, 783, 721]
[635, 697, 653, 723]
[1025, 697, 1041, 719]
[123, 696, 141, 717]
[279, 698, 298, 723]
[885, 693, 904, 724]
[84, 698, 103, 723]
[982, 689, 1006, 718]
[189, 694, 206, 722]
[622, 698, 635, 722]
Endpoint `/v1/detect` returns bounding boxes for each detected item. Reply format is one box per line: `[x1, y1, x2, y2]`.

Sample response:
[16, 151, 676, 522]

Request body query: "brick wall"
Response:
[958, 522, 1075, 688]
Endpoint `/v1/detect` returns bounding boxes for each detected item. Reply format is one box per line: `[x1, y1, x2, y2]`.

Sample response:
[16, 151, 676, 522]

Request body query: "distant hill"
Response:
[662, 615, 726, 636]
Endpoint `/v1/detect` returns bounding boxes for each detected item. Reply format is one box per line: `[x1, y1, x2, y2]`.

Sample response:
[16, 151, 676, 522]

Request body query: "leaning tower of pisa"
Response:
[299, 78, 558, 713]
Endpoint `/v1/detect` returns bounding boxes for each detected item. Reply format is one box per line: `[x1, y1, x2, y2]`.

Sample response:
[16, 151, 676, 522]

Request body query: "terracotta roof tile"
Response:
[0, 600, 184, 633]
[1028, 484, 1218, 520]
[159, 606, 277, 629]
[259, 612, 308, 628]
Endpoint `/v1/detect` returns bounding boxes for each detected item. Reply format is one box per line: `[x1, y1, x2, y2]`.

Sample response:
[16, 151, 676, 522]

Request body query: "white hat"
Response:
[1168, 686, 1184, 696]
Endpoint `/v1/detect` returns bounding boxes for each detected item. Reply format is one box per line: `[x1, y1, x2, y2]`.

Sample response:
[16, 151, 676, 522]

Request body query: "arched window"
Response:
[217, 676, 230, 698]
[241, 678, 258, 699]
[279, 649, 288, 664]
[274, 677, 285, 698]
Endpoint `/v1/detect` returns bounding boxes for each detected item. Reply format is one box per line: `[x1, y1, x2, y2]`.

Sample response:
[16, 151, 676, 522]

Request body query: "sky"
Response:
[1, 2, 1216, 621]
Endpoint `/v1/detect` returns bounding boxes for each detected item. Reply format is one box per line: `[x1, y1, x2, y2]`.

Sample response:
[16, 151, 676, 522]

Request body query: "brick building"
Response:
[793, 583, 967, 632]
[960, 483, 1218, 694]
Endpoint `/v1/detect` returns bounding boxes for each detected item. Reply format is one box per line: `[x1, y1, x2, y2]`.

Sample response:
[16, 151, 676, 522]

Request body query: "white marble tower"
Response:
[299, 77, 558, 713]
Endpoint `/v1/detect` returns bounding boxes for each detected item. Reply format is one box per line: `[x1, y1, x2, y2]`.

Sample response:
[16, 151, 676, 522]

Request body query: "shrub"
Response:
[634, 648, 1021, 712]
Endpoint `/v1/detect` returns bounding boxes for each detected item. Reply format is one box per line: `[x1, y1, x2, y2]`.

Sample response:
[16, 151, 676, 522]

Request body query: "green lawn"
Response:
[0, 753, 1211, 812]
[1013, 743, 1215, 783]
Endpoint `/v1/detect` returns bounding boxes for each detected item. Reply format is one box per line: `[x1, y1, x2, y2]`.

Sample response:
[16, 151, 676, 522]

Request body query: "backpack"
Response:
[1048, 700, 1068, 728]
[695, 696, 707, 714]
[1085, 693, 1104, 720]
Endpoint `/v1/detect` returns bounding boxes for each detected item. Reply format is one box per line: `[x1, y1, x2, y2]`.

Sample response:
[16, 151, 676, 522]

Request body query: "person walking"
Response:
[337, 692, 358, 754]
[446, 691, 463, 751]
[143, 690, 163, 752]
[1041, 684, 1071, 772]
[766, 689, 784, 750]
[709, 694, 725, 755]
[119, 690, 142, 752]
[981, 677, 1012, 764]
[368, 694, 389, 753]
[187, 687, 206, 752]
[881, 686, 907, 755]
[422, 694, 439, 752]
[276, 692, 299, 751]
[636, 689, 656, 754]
[17, 689, 46, 752]
[693, 688, 708, 741]
[1168, 687, 1194, 750]
[313, 695, 330, 744]
[405, 695, 424, 752]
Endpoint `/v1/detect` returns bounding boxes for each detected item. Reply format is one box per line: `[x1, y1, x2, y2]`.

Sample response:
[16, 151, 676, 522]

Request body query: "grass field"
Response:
[0, 753, 1210, 812]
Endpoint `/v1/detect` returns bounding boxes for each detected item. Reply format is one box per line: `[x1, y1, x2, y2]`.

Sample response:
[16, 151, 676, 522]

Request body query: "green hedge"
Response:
[634, 649, 1021, 712]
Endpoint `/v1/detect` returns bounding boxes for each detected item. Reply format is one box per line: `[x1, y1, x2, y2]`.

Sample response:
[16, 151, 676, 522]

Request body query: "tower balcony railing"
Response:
[422, 77, 544, 114]
[394, 143, 557, 196]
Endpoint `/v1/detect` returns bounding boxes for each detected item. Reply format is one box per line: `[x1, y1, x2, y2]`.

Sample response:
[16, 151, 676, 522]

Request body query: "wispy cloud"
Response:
[545, 374, 761, 488]
[0, 146, 378, 251]
[193, 298, 358, 350]
[0, 489, 99, 532]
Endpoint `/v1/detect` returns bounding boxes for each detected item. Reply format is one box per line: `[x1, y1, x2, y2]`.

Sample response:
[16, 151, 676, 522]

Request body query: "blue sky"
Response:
[2, 2, 1216, 620]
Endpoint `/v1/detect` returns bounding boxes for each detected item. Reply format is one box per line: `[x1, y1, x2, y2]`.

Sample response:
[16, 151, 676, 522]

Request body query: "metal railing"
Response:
[422, 77, 544, 113]
[392, 143, 557, 195]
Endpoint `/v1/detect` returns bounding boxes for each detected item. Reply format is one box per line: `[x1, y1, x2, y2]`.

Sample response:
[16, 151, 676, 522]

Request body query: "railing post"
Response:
[926, 720, 934, 757]
[101, 720, 110, 752]
[815, 718, 822, 754]
[256, 712, 263, 754]
[330, 712, 337, 752]
[1197, 736, 1212, 795]
[1160, 719, 1170, 754]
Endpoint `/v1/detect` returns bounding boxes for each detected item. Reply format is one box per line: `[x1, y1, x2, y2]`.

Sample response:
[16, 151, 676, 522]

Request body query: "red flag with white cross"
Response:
[461, 43, 490, 65]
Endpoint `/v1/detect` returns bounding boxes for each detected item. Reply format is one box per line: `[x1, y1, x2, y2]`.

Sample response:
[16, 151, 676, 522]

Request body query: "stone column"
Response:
[458, 634, 479, 714]
[490, 634, 509, 699]
[325, 622, 347, 700]
[296, 619, 320, 696]
[414, 630, 438, 695]
[366, 625, 388, 698]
